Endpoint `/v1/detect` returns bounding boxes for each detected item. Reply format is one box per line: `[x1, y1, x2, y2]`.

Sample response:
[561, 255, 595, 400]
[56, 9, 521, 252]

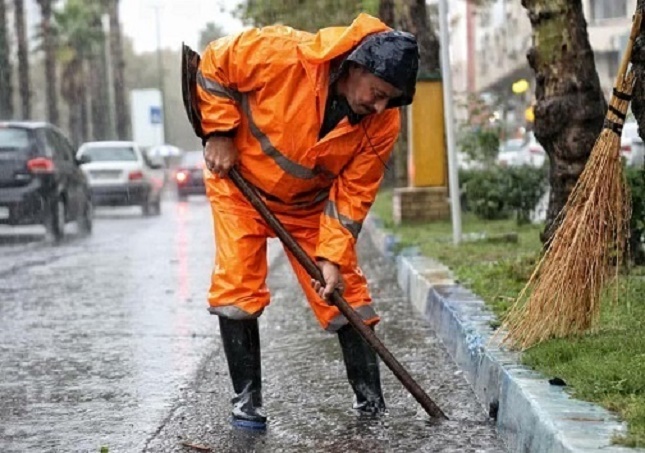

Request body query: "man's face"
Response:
[345, 65, 402, 116]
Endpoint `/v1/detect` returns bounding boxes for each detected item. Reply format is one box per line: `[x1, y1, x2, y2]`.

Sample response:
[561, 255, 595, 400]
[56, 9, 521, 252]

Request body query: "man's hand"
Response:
[311, 259, 344, 302]
[204, 136, 238, 178]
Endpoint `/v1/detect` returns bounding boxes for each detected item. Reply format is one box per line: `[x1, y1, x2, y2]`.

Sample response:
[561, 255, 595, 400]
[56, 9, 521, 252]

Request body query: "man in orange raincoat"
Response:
[183, 13, 419, 430]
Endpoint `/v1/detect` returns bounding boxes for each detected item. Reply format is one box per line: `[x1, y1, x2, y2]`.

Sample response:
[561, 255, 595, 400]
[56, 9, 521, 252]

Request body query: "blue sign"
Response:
[150, 106, 163, 124]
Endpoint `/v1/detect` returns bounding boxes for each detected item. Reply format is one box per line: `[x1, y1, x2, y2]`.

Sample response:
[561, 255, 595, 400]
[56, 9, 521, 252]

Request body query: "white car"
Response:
[628, 136, 645, 168]
[76, 141, 166, 215]
[621, 121, 645, 167]
[497, 132, 546, 168]
[457, 151, 485, 170]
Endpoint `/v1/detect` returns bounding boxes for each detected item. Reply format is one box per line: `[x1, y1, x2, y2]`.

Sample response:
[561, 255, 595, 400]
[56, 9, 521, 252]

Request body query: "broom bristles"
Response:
[498, 72, 634, 350]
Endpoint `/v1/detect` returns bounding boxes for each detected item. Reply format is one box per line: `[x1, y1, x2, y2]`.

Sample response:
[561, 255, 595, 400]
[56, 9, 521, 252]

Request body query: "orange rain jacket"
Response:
[196, 13, 400, 268]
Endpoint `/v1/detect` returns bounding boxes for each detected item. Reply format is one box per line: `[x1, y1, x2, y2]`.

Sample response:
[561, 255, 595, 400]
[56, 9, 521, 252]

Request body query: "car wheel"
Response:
[77, 197, 93, 235]
[45, 197, 66, 242]
[152, 198, 162, 216]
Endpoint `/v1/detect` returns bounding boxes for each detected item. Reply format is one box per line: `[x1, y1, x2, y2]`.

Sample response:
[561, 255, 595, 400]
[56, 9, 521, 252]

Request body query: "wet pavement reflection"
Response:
[1, 198, 217, 452]
[144, 205, 506, 452]
[0, 196, 505, 452]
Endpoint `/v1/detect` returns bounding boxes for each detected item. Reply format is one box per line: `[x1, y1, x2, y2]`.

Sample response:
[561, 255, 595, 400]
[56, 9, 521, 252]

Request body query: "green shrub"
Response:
[458, 126, 500, 168]
[462, 167, 510, 220]
[462, 165, 548, 224]
[506, 165, 549, 225]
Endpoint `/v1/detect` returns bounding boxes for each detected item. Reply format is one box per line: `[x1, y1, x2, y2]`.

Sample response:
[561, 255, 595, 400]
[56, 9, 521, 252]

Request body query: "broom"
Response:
[499, 11, 642, 350]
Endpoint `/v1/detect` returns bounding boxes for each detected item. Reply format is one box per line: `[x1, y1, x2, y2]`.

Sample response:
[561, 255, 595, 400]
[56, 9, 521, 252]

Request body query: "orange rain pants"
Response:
[206, 178, 379, 331]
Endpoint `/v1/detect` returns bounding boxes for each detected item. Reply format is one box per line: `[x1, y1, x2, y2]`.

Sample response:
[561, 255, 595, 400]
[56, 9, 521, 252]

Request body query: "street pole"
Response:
[102, 14, 116, 139]
[438, 0, 462, 245]
[153, 4, 168, 144]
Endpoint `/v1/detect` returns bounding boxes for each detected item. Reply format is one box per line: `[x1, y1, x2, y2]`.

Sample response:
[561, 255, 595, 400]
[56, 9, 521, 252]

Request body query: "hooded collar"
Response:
[296, 14, 390, 90]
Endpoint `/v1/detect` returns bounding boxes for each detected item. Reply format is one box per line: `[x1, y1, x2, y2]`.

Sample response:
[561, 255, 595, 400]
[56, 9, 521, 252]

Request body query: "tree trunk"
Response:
[379, 0, 395, 27]
[399, 0, 440, 76]
[108, 0, 130, 140]
[378, 0, 405, 187]
[38, 0, 59, 126]
[632, 0, 645, 141]
[379, 0, 440, 188]
[0, 0, 13, 119]
[88, 53, 110, 140]
[62, 58, 84, 147]
[631, 1, 645, 264]
[88, 16, 110, 140]
[14, 0, 30, 119]
[522, 0, 606, 243]
[79, 60, 89, 144]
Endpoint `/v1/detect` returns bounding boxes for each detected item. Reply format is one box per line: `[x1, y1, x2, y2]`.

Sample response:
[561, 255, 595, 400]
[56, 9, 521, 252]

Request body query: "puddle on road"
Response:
[147, 238, 506, 452]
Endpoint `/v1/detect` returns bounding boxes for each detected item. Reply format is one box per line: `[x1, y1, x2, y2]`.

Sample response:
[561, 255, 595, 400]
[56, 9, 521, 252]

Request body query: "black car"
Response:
[175, 150, 206, 199]
[0, 121, 93, 241]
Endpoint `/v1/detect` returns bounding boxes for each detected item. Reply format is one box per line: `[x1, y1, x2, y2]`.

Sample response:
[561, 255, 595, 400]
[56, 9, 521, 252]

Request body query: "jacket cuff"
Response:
[201, 129, 237, 146]
[315, 237, 355, 269]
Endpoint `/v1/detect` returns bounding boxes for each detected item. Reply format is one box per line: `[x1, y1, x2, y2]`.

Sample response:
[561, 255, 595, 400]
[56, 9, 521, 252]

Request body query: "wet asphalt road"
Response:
[0, 195, 505, 452]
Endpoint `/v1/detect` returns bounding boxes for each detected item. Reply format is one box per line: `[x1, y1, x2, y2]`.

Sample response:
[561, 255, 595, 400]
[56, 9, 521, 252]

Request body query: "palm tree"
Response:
[54, 0, 103, 146]
[107, 0, 129, 139]
[13, 0, 31, 119]
[0, 0, 13, 118]
[87, 2, 110, 140]
[522, 0, 606, 242]
[37, 0, 59, 125]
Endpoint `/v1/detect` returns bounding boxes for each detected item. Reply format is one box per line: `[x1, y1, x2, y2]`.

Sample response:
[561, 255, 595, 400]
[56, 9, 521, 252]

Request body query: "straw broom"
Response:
[499, 12, 642, 350]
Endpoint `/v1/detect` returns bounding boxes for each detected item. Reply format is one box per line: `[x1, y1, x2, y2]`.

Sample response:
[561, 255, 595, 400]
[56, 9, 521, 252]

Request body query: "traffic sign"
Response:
[150, 106, 163, 124]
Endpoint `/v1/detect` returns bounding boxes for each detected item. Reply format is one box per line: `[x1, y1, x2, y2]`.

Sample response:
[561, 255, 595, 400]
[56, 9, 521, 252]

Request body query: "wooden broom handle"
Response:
[616, 11, 642, 85]
[228, 167, 448, 420]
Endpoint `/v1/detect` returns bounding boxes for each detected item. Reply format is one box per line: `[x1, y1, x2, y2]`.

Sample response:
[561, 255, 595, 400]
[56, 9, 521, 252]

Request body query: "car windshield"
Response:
[82, 146, 138, 162]
[502, 139, 525, 152]
[181, 151, 204, 167]
[0, 127, 30, 152]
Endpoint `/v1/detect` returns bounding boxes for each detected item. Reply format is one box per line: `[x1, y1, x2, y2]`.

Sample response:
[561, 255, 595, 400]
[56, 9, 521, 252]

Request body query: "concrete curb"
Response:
[365, 215, 642, 453]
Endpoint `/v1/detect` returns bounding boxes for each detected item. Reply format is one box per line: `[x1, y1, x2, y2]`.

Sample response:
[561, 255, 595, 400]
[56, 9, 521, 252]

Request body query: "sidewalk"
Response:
[365, 215, 644, 453]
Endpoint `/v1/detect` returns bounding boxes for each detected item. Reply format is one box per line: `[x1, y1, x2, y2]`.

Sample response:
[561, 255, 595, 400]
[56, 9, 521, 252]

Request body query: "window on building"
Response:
[478, 9, 491, 28]
[590, 0, 627, 21]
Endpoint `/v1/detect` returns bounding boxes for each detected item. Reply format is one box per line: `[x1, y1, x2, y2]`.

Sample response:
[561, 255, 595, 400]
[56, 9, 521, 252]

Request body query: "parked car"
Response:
[497, 138, 526, 167]
[0, 121, 93, 240]
[621, 121, 645, 167]
[497, 132, 546, 168]
[175, 150, 206, 199]
[629, 136, 645, 168]
[76, 141, 165, 216]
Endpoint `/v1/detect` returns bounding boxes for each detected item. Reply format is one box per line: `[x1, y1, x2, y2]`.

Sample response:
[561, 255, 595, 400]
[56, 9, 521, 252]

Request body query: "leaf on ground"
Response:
[180, 441, 211, 452]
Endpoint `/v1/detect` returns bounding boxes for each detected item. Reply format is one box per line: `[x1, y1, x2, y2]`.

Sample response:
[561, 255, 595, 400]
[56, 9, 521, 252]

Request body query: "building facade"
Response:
[460, 0, 636, 96]
[584, 0, 635, 95]
[451, 0, 636, 130]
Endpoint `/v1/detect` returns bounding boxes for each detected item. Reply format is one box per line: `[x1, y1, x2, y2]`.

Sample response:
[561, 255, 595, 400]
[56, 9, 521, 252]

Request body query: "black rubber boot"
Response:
[219, 316, 267, 430]
[337, 324, 386, 414]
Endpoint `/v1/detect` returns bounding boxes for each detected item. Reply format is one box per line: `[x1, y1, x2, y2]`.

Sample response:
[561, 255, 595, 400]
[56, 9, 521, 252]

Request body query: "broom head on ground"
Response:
[498, 12, 642, 350]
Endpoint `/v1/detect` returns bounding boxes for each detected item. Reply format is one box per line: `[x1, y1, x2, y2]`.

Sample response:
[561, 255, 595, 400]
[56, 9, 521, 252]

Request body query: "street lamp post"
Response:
[438, 0, 462, 245]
